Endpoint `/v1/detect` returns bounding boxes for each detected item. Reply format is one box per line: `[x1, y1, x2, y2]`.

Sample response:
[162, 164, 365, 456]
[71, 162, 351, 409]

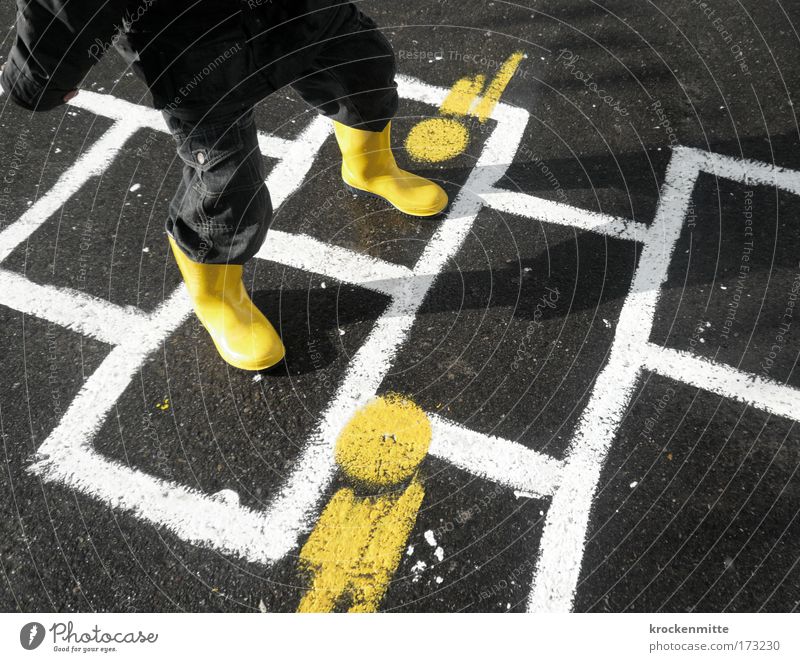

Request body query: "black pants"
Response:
[164, 10, 398, 264]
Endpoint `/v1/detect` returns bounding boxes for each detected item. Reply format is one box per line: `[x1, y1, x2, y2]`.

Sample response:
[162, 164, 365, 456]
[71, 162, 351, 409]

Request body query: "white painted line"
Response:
[428, 414, 564, 498]
[478, 186, 649, 243]
[28, 290, 191, 465]
[0, 269, 149, 345]
[258, 230, 413, 297]
[681, 146, 800, 196]
[257, 132, 294, 159]
[26, 289, 291, 564]
[643, 344, 800, 423]
[256, 88, 531, 561]
[264, 115, 332, 209]
[0, 120, 138, 264]
[527, 149, 701, 613]
[67, 91, 163, 131]
[31, 445, 286, 565]
[395, 74, 449, 108]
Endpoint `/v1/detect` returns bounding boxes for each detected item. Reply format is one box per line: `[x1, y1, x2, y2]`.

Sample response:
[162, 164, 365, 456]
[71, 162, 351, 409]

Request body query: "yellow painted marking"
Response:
[335, 393, 431, 487]
[405, 118, 470, 164]
[472, 51, 525, 121]
[297, 394, 431, 612]
[440, 74, 486, 116]
[156, 397, 170, 411]
[297, 481, 425, 613]
[405, 51, 525, 164]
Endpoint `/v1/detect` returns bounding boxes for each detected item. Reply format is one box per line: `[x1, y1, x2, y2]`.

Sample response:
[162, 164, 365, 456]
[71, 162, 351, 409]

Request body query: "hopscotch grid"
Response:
[0, 80, 798, 611]
[6, 79, 558, 568]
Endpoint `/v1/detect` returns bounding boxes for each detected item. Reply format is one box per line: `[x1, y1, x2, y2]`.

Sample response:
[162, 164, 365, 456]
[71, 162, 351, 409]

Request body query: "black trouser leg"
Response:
[163, 106, 272, 264]
[290, 9, 399, 132]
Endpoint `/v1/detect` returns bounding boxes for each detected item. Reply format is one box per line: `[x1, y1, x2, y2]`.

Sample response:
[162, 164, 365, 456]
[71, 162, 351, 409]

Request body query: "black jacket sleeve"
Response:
[1, 0, 128, 111]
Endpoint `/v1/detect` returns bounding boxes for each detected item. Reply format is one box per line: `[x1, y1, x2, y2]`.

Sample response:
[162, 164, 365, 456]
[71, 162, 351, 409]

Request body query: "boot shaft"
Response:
[333, 121, 397, 181]
[168, 236, 245, 300]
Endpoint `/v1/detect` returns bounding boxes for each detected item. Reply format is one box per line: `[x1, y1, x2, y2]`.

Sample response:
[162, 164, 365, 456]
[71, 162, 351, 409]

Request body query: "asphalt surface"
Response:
[1, 0, 799, 613]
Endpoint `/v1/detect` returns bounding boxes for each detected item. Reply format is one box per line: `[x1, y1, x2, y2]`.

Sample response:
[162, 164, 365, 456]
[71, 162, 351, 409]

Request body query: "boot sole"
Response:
[202, 324, 286, 372]
[343, 182, 447, 218]
[210, 336, 286, 372]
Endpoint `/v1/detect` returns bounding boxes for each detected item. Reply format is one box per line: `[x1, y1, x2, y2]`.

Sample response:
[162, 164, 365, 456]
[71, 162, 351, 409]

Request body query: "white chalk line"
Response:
[642, 344, 800, 422]
[0, 119, 139, 264]
[262, 115, 332, 210]
[526, 147, 701, 613]
[0, 268, 149, 345]
[477, 187, 649, 243]
[256, 230, 412, 298]
[429, 415, 564, 499]
[67, 91, 165, 131]
[683, 146, 800, 196]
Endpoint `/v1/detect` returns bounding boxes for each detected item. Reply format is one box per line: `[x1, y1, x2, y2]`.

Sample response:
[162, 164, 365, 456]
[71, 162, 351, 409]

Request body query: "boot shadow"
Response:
[251, 283, 390, 377]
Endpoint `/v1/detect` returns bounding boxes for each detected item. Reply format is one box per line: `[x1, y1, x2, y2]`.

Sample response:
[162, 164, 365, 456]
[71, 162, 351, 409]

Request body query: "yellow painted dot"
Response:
[335, 394, 431, 487]
[404, 117, 470, 163]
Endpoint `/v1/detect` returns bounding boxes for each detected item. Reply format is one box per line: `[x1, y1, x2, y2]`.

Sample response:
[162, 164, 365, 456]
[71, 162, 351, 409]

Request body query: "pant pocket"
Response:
[196, 181, 270, 234]
[173, 114, 265, 197]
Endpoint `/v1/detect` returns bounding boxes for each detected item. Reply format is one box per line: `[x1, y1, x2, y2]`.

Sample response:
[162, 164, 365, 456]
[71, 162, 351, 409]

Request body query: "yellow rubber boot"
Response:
[333, 121, 448, 217]
[168, 236, 285, 371]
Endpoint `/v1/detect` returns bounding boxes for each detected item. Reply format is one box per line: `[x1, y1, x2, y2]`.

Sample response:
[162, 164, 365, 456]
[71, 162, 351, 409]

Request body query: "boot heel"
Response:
[343, 180, 380, 201]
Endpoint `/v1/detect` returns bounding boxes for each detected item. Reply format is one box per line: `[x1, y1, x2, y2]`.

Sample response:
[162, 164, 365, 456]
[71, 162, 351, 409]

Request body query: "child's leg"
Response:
[162, 106, 284, 371]
[163, 106, 272, 264]
[289, 9, 448, 217]
[289, 9, 398, 132]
